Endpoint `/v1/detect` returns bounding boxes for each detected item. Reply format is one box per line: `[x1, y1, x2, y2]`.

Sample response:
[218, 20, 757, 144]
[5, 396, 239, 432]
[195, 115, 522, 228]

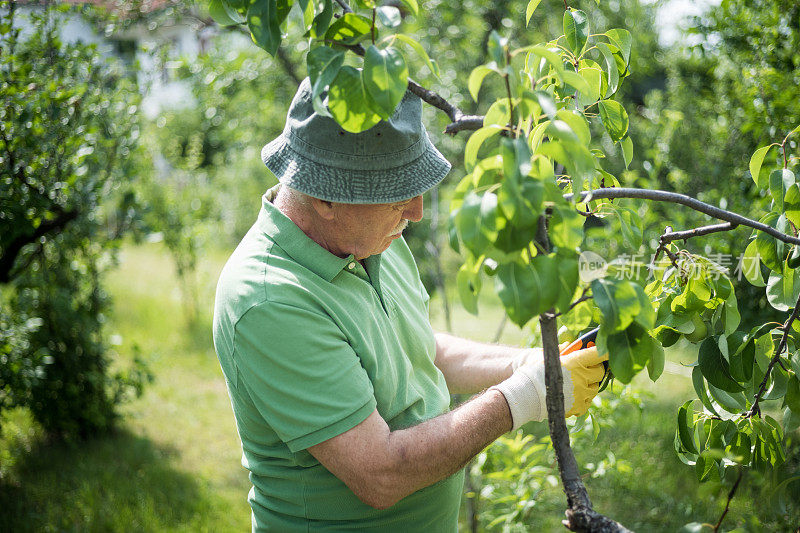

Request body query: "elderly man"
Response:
[212, 79, 606, 532]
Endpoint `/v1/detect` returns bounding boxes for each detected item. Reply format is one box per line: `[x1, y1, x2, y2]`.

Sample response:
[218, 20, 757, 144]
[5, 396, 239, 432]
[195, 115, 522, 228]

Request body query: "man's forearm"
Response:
[308, 388, 513, 509]
[434, 332, 521, 394]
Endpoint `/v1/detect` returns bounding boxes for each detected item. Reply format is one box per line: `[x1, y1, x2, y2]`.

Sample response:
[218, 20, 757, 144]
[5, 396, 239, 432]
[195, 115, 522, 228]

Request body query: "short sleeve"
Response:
[233, 301, 377, 452]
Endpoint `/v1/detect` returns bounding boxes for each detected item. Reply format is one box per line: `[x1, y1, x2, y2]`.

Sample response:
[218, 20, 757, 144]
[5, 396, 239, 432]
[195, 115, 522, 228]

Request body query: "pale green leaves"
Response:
[769, 168, 796, 211]
[495, 255, 559, 327]
[749, 145, 773, 189]
[325, 13, 372, 46]
[767, 263, 800, 311]
[468, 64, 495, 101]
[363, 45, 408, 119]
[327, 66, 382, 132]
[591, 278, 653, 333]
[209, 0, 245, 26]
[390, 34, 440, 79]
[621, 136, 633, 169]
[247, 0, 282, 56]
[698, 337, 745, 393]
[525, 0, 543, 27]
[563, 8, 589, 56]
[307, 46, 344, 117]
[598, 99, 629, 142]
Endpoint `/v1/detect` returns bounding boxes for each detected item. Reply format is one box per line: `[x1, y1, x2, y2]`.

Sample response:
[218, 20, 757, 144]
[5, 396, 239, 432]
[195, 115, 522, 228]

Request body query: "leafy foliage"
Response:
[0, 3, 150, 438]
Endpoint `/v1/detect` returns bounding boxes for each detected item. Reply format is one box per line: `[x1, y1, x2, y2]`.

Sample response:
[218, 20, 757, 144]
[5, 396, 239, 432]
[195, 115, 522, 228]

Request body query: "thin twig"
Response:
[568, 188, 800, 245]
[334, 0, 351, 12]
[660, 222, 738, 243]
[713, 469, 743, 533]
[552, 289, 592, 319]
[746, 291, 800, 417]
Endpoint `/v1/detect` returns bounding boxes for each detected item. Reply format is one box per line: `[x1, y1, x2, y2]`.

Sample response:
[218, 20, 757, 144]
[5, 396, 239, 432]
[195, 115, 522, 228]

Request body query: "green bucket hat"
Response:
[261, 77, 451, 204]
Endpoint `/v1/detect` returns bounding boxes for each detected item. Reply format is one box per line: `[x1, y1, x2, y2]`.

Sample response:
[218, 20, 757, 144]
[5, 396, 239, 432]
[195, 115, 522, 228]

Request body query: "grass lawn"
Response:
[1, 242, 798, 531]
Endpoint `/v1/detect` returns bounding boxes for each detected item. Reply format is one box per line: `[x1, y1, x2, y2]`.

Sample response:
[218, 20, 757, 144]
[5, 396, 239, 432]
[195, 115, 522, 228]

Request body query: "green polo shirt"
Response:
[212, 189, 464, 532]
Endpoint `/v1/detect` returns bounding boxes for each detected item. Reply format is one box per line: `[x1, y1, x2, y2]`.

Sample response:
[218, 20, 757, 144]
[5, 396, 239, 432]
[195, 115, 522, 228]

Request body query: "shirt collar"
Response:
[256, 186, 356, 282]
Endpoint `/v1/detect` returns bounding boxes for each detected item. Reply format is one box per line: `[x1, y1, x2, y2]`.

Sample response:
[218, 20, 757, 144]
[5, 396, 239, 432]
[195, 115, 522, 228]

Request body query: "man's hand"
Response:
[492, 346, 607, 430]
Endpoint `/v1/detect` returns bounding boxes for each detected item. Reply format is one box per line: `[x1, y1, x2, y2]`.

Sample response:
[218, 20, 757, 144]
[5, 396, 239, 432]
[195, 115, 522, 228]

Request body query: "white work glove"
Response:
[492, 346, 607, 431]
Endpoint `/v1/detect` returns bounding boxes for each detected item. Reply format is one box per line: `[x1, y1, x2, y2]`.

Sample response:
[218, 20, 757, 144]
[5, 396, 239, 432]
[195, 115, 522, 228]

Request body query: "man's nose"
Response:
[403, 195, 424, 222]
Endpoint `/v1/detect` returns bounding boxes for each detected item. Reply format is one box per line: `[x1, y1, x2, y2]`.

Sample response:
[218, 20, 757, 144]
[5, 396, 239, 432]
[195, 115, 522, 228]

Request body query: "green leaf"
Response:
[327, 66, 383, 133]
[525, 0, 543, 26]
[397, 0, 418, 15]
[605, 29, 632, 65]
[749, 145, 772, 189]
[248, 0, 282, 56]
[468, 65, 495, 102]
[464, 125, 503, 172]
[692, 367, 721, 417]
[209, 0, 246, 26]
[563, 9, 589, 56]
[363, 45, 409, 119]
[306, 46, 345, 118]
[595, 42, 619, 97]
[549, 204, 583, 250]
[536, 140, 595, 193]
[310, 0, 333, 37]
[556, 109, 591, 145]
[610, 204, 642, 249]
[556, 253, 579, 313]
[324, 13, 372, 45]
[495, 255, 559, 327]
[591, 278, 641, 333]
[575, 67, 602, 107]
[487, 30, 508, 66]
[456, 191, 500, 256]
[677, 400, 699, 454]
[391, 33, 440, 78]
[698, 337, 745, 393]
[766, 263, 800, 312]
[376, 6, 401, 28]
[561, 70, 593, 97]
[770, 168, 796, 211]
[621, 136, 633, 169]
[755, 212, 784, 272]
[602, 323, 651, 383]
[678, 523, 714, 533]
[598, 100, 629, 142]
[647, 335, 665, 381]
[456, 257, 482, 315]
[785, 375, 800, 413]
[562, 299, 593, 331]
[742, 239, 766, 286]
[707, 381, 746, 413]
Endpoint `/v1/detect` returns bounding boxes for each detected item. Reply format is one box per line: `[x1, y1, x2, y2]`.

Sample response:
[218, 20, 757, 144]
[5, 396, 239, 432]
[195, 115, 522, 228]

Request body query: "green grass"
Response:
[1, 242, 798, 531]
[0, 243, 251, 532]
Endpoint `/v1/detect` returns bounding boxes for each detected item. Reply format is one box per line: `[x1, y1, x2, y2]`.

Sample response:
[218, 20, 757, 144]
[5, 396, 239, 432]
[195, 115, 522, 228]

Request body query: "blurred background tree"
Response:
[0, 2, 150, 439]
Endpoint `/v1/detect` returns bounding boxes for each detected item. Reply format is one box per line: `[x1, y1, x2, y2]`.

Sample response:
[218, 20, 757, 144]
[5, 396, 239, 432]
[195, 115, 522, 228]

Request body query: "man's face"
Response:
[329, 195, 424, 260]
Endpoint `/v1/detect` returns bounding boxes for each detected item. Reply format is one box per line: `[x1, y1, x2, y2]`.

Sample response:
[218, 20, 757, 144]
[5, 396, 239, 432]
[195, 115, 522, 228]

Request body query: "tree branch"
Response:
[713, 469, 743, 533]
[405, 80, 483, 134]
[567, 188, 800, 245]
[745, 291, 800, 417]
[534, 215, 631, 533]
[660, 222, 738, 243]
[0, 208, 80, 283]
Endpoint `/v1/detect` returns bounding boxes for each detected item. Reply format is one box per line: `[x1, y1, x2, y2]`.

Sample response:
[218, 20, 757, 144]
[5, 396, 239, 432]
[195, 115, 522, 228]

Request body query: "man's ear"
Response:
[309, 197, 336, 220]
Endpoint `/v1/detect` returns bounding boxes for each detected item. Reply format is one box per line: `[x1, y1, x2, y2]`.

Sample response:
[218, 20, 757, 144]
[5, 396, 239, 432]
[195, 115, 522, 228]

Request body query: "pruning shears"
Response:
[560, 327, 613, 392]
